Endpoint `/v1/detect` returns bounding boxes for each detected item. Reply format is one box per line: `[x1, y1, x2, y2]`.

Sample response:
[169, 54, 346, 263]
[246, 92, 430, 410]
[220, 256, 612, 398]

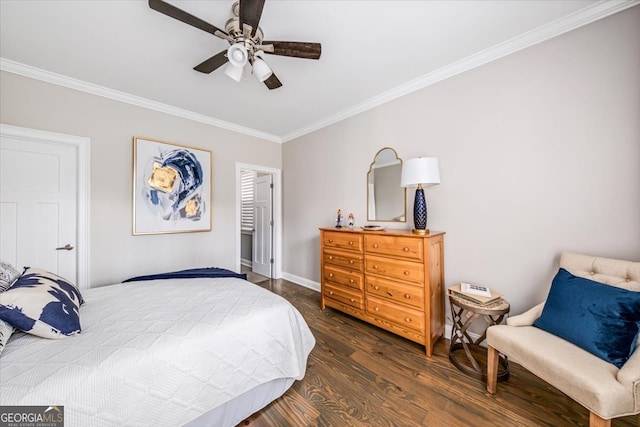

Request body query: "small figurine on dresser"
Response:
[347, 213, 355, 228]
[335, 209, 343, 228]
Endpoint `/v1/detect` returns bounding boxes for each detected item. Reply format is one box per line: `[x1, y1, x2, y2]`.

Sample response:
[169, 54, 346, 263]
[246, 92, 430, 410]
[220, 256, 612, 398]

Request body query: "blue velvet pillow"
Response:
[534, 268, 640, 368]
[0, 268, 84, 339]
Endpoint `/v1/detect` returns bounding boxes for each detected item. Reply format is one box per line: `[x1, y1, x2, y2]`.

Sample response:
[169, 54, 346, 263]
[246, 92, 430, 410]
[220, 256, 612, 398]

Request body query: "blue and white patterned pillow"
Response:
[0, 260, 22, 292]
[0, 268, 84, 339]
[0, 319, 14, 355]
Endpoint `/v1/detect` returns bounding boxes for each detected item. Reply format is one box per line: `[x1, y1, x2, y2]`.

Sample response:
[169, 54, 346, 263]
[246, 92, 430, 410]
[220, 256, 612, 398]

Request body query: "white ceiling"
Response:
[0, 1, 635, 142]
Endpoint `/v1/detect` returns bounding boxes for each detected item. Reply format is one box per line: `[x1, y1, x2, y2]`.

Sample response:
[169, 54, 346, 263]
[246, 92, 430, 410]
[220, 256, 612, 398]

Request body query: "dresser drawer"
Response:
[323, 231, 363, 252]
[366, 295, 425, 333]
[324, 265, 363, 291]
[323, 248, 364, 272]
[366, 276, 425, 310]
[365, 235, 423, 262]
[324, 283, 363, 310]
[365, 255, 424, 284]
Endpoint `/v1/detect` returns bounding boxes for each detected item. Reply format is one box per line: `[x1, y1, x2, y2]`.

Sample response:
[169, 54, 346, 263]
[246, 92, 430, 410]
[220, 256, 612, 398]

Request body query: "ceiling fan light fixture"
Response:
[149, 0, 322, 90]
[224, 62, 244, 82]
[252, 57, 273, 82]
[227, 43, 248, 68]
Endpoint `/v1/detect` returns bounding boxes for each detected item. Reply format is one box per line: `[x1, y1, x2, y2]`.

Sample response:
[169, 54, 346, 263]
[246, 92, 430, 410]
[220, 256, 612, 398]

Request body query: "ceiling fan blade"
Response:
[260, 41, 321, 60]
[263, 73, 283, 90]
[239, 0, 265, 37]
[149, 0, 230, 41]
[193, 50, 229, 74]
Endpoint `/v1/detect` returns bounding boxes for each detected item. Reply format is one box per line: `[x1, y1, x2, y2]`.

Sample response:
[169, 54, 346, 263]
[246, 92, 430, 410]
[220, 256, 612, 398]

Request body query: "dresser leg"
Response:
[425, 343, 432, 357]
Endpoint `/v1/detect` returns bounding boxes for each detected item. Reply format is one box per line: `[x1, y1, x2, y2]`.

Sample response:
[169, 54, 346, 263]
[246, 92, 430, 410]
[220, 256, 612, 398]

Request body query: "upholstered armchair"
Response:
[486, 252, 640, 427]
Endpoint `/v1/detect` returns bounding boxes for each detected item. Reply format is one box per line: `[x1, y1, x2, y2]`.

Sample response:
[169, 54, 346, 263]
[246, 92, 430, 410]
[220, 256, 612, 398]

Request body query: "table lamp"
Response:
[400, 157, 440, 234]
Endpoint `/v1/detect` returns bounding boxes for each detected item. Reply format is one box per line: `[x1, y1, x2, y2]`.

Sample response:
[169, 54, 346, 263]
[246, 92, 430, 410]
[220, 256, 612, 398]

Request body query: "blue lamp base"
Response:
[413, 185, 428, 234]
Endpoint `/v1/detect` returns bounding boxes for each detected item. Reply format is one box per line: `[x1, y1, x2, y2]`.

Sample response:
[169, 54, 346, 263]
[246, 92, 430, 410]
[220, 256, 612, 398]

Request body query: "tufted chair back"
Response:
[560, 252, 640, 292]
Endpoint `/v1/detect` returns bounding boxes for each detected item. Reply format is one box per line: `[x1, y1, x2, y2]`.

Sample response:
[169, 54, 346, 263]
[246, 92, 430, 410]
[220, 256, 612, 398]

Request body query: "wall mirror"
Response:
[367, 147, 406, 222]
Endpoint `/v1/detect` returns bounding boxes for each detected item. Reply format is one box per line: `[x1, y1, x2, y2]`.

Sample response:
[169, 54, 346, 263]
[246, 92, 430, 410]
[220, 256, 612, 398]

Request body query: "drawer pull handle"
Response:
[373, 244, 379, 248]
[374, 306, 380, 312]
[348, 241, 354, 245]
[403, 247, 409, 252]
[328, 239, 333, 243]
[404, 294, 411, 299]
[328, 256, 334, 260]
[349, 279, 354, 283]
[349, 260, 354, 264]
[373, 265, 378, 269]
[329, 273, 334, 278]
[374, 285, 379, 290]
[403, 271, 410, 276]
[350, 298, 355, 302]
[386, 291, 393, 297]
[405, 317, 411, 323]
[329, 291, 334, 295]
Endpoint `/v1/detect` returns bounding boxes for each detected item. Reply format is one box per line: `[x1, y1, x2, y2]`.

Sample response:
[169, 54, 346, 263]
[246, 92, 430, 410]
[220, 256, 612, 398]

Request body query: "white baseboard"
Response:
[281, 271, 320, 292]
[240, 259, 252, 268]
[444, 323, 484, 347]
[444, 323, 452, 342]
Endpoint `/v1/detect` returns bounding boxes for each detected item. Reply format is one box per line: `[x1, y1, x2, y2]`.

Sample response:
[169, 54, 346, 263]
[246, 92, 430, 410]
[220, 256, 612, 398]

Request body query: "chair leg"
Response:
[486, 345, 499, 394]
[589, 412, 611, 427]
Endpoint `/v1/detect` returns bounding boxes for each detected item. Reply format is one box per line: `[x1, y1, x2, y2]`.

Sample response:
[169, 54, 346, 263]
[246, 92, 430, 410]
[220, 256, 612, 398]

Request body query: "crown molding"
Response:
[1, 0, 636, 144]
[0, 58, 282, 143]
[280, 0, 639, 142]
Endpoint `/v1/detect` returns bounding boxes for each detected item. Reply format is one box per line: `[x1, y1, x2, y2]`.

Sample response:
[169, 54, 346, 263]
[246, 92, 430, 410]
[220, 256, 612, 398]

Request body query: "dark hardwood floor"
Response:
[239, 274, 638, 427]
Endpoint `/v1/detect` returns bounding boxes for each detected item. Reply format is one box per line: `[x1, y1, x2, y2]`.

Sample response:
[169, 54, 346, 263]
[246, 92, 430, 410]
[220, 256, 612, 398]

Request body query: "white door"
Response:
[0, 137, 78, 282]
[252, 174, 272, 278]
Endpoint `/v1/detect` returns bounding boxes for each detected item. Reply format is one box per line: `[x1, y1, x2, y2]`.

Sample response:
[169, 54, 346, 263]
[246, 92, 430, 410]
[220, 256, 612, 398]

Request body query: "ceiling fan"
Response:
[149, 0, 322, 90]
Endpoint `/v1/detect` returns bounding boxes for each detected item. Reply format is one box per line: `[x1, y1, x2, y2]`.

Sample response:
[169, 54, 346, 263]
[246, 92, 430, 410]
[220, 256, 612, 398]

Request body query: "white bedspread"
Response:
[0, 277, 315, 426]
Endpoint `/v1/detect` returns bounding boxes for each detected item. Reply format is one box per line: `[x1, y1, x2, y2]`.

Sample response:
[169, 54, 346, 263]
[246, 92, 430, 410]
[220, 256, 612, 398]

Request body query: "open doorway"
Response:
[235, 163, 282, 280]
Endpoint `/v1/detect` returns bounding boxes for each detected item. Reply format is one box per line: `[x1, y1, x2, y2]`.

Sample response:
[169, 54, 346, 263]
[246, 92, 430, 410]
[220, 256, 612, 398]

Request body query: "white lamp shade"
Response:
[224, 62, 244, 82]
[401, 157, 440, 187]
[252, 57, 273, 82]
[227, 43, 248, 68]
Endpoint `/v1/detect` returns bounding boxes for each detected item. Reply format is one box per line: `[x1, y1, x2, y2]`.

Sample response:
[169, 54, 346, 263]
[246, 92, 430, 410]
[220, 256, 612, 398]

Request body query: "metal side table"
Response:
[448, 293, 510, 382]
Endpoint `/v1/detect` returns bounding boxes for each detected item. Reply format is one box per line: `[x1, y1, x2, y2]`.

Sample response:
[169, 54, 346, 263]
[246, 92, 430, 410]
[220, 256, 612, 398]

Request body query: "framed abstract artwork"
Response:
[133, 137, 212, 235]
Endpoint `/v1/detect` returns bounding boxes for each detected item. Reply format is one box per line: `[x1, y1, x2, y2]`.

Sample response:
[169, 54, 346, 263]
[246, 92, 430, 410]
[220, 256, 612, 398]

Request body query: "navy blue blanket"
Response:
[123, 267, 247, 283]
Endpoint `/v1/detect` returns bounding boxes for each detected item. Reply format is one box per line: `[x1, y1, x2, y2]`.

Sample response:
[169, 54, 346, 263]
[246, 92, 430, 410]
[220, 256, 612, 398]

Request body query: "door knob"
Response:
[55, 244, 74, 251]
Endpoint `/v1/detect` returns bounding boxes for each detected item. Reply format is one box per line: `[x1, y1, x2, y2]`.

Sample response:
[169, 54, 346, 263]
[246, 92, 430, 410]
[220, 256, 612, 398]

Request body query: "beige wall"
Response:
[0, 72, 281, 286]
[282, 6, 640, 314]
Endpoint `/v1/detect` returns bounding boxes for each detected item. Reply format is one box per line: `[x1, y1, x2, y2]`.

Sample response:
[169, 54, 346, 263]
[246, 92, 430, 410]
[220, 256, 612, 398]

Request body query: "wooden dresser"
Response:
[320, 227, 445, 356]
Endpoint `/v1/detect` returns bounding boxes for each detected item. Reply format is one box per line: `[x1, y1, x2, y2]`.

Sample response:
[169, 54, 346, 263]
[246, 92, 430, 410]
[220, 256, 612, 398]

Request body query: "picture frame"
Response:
[133, 136, 212, 235]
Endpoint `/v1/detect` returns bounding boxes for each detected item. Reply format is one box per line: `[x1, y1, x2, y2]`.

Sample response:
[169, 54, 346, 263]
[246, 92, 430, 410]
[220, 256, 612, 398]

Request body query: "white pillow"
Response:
[0, 260, 21, 292]
[0, 319, 14, 355]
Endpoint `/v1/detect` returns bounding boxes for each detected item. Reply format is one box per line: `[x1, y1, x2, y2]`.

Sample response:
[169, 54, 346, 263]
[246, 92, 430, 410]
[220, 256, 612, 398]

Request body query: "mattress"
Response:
[0, 277, 315, 426]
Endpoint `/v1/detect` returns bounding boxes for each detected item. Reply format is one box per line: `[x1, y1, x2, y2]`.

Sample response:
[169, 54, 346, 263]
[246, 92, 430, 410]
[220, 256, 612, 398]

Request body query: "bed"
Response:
[0, 269, 316, 426]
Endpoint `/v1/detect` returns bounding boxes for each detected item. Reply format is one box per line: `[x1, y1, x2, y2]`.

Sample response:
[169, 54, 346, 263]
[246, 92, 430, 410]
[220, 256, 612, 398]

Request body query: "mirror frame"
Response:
[366, 147, 406, 223]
